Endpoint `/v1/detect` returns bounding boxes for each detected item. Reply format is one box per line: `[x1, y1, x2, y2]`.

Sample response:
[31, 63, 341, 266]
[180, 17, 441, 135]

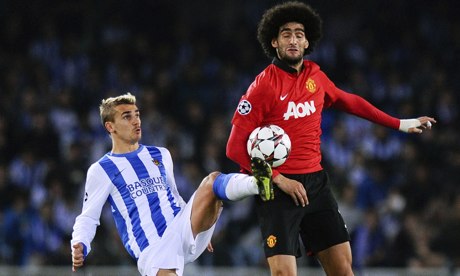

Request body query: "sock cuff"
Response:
[212, 173, 231, 201]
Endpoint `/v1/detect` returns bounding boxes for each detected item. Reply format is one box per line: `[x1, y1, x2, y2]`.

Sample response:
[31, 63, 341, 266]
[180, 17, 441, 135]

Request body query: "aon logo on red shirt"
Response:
[283, 101, 316, 120]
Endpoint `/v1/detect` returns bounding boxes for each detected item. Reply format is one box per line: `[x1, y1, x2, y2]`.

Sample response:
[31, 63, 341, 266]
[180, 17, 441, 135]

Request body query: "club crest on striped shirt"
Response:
[152, 159, 162, 166]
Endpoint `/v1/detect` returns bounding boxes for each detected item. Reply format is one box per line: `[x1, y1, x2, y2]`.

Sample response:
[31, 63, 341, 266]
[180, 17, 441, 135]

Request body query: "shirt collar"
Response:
[272, 57, 304, 74]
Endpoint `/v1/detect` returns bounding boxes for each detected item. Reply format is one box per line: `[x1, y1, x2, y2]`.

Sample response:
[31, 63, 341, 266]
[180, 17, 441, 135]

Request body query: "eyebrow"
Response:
[280, 27, 305, 33]
[121, 109, 139, 116]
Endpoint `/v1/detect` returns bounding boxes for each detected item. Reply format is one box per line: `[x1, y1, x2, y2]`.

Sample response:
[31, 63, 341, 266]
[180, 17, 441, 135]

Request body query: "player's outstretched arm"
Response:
[399, 116, 436, 134]
[72, 243, 85, 272]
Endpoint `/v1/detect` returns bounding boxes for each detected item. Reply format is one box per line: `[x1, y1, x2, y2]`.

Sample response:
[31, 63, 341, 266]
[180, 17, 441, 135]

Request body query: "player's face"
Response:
[109, 104, 142, 145]
[272, 22, 309, 67]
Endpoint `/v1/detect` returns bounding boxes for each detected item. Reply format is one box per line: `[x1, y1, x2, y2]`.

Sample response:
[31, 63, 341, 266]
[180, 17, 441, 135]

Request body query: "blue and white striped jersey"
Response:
[71, 145, 186, 259]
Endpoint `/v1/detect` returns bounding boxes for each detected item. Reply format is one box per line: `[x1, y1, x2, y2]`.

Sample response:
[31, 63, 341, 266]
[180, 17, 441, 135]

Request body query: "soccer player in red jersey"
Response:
[226, 2, 436, 275]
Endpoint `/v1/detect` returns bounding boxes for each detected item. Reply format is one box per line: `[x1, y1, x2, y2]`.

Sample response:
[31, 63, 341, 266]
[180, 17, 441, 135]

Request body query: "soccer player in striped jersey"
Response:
[226, 2, 436, 276]
[70, 93, 273, 276]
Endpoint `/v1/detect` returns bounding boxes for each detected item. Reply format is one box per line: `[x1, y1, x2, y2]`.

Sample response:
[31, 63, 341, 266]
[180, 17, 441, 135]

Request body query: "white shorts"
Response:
[137, 192, 222, 276]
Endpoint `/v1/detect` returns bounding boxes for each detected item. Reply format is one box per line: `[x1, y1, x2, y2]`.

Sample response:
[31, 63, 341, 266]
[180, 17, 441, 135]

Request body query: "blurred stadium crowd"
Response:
[0, 0, 459, 271]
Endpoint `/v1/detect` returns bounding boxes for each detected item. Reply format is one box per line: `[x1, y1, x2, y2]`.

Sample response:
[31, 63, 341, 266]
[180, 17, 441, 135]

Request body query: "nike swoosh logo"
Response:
[280, 94, 288, 100]
[113, 168, 126, 180]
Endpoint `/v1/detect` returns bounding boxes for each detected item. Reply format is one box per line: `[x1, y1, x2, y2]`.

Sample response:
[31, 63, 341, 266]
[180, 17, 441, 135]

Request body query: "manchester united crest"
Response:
[306, 78, 316, 93]
[266, 235, 277, 248]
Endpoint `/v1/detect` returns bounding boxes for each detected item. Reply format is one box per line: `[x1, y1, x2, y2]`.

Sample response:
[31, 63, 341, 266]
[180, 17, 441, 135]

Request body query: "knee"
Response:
[202, 171, 220, 186]
[199, 171, 221, 193]
[207, 171, 221, 182]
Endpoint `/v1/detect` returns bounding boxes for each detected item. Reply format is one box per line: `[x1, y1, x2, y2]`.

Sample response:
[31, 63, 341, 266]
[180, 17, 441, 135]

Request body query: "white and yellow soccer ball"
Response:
[247, 124, 291, 167]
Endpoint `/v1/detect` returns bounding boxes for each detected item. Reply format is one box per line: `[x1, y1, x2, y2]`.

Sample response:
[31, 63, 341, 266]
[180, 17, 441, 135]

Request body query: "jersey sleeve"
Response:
[226, 124, 252, 173]
[229, 72, 283, 176]
[231, 76, 274, 132]
[228, 80, 269, 173]
[322, 73, 400, 129]
[70, 163, 112, 256]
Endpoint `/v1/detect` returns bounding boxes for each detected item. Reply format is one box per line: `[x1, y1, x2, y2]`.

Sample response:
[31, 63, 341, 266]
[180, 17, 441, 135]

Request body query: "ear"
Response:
[105, 121, 115, 134]
[305, 39, 309, 49]
[271, 38, 278, 48]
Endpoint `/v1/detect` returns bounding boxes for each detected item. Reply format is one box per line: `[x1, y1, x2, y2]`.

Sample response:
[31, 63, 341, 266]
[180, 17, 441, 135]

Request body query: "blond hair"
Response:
[99, 92, 136, 125]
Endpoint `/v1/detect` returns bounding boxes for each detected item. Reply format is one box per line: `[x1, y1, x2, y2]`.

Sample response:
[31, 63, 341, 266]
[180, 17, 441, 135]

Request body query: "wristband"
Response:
[399, 119, 421, 133]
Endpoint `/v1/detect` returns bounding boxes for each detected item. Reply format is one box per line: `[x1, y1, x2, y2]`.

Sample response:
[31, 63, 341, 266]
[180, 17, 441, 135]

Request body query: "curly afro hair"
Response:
[257, 1, 322, 58]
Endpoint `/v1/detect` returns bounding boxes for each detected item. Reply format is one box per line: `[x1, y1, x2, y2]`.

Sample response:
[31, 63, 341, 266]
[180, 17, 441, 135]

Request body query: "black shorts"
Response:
[255, 170, 350, 258]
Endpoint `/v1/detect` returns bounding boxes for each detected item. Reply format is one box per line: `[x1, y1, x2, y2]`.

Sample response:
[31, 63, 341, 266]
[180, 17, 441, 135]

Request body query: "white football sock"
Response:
[213, 173, 258, 201]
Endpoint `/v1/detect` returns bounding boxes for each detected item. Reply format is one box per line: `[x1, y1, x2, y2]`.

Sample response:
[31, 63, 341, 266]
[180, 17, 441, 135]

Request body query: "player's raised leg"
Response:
[190, 172, 223, 237]
[191, 161, 273, 236]
[212, 158, 273, 201]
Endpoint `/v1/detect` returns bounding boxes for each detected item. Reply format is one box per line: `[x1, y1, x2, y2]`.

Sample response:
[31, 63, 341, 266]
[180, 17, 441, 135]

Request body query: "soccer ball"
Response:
[247, 124, 291, 167]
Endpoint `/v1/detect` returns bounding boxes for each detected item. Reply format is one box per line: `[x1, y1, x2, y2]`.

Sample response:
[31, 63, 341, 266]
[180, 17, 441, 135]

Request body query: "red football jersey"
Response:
[228, 59, 400, 176]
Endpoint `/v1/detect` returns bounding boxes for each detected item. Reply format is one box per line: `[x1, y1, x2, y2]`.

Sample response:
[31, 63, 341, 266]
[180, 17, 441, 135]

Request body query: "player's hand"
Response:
[273, 174, 308, 207]
[72, 243, 85, 272]
[411, 116, 436, 133]
[417, 116, 436, 133]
